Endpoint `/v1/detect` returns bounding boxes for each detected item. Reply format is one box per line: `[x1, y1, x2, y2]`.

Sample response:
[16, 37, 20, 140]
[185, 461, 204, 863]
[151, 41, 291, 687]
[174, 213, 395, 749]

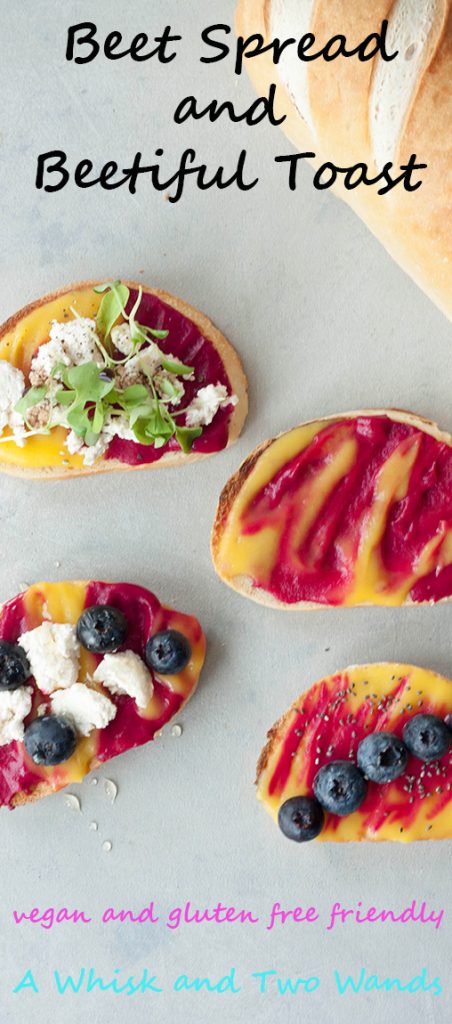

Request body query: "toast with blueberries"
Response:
[257, 663, 452, 843]
[0, 580, 205, 807]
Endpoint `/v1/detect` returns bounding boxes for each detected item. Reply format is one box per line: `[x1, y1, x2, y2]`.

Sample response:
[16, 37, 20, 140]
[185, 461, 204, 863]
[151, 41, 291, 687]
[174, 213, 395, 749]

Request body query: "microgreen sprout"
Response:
[8, 280, 203, 456]
[94, 281, 130, 343]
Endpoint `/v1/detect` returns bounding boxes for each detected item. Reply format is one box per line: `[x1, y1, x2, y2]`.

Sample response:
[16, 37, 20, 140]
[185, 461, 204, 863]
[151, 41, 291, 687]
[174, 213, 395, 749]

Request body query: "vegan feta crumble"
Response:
[93, 650, 154, 709]
[185, 383, 238, 428]
[29, 318, 103, 385]
[0, 687, 33, 746]
[0, 363, 27, 446]
[51, 683, 117, 737]
[19, 622, 80, 695]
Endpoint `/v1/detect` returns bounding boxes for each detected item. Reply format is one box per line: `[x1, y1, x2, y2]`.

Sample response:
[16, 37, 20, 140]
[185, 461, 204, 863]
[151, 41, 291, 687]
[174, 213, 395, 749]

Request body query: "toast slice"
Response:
[257, 663, 452, 842]
[0, 581, 205, 808]
[212, 409, 452, 608]
[0, 280, 248, 478]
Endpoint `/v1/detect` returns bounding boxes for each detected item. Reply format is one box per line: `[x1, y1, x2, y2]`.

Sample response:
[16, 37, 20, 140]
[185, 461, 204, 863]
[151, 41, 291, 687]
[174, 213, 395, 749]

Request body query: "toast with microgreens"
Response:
[0, 281, 248, 477]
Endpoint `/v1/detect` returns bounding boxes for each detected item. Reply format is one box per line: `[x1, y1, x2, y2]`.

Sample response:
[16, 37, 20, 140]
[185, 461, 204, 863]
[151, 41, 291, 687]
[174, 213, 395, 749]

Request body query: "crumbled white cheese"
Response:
[185, 383, 237, 428]
[0, 687, 33, 746]
[111, 323, 133, 355]
[79, 433, 110, 467]
[29, 318, 102, 384]
[65, 430, 84, 456]
[19, 622, 80, 694]
[138, 344, 165, 377]
[65, 414, 139, 465]
[93, 650, 153, 709]
[0, 361, 25, 433]
[104, 416, 136, 442]
[51, 683, 117, 737]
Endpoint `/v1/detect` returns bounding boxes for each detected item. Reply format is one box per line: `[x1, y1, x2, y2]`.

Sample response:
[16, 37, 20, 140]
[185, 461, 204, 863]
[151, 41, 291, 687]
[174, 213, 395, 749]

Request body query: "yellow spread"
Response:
[12, 581, 205, 798]
[214, 417, 452, 606]
[0, 287, 103, 470]
[258, 664, 452, 843]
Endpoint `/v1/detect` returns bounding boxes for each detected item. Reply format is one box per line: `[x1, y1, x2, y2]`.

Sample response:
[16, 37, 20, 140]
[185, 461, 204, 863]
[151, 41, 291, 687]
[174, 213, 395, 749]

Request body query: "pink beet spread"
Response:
[244, 416, 452, 605]
[105, 290, 235, 464]
[269, 673, 452, 835]
[0, 582, 203, 807]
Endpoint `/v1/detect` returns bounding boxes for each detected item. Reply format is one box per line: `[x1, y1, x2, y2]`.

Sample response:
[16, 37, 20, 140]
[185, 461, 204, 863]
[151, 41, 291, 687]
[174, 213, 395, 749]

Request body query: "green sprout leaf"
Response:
[129, 322, 149, 348]
[65, 363, 115, 402]
[131, 398, 176, 447]
[66, 407, 91, 436]
[175, 426, 202, 454]
[92, 404, 105, 435]
[53, 363, 117, 445]
[160, 355, 193, 376]
[93, 282, 117, 294]
[147, 328, 169, 340]
[131, 418, 155, 446]
[119, 384, 151, 408]
[15, 385, 48, 417]
[54, 389, 75, 407]
[11, 280, 206, 458]
[156, 375, 182, 401]
[94, 281, 130, 342]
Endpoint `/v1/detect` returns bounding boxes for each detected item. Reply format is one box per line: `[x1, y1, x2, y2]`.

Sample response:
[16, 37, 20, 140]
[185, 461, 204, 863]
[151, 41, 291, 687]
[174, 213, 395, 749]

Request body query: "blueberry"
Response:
[403, 714, 451, 763]
[278, 796, 324, 843]
[313, 761, 367, 816]
[0, 641, 30, 691]
[145, 630, 191, 675]
[357, 732, 408, 783]
[24, 716, 76, 766]
[76, 605, 128, 653]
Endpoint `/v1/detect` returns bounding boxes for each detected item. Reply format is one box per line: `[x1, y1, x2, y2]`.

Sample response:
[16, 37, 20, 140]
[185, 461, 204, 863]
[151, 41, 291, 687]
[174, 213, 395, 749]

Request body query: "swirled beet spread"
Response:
[258, 664, 452, 842]
[214, 414, 452, 606]
[0, 581, 205, 808]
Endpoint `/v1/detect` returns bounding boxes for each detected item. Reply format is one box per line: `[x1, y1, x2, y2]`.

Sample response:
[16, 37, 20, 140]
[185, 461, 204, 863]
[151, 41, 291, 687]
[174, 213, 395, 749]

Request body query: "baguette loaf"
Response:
[0, 281, 248, 479]
[212, 408, 452, 608]
[236, 0, 452, 321]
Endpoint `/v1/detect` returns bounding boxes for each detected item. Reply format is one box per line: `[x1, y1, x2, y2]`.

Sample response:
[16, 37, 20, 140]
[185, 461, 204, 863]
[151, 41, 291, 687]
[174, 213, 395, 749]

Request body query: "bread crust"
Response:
[255, 706, 293, 786]
[0, 280, 248, 479]
[211, 407, 452, 609]
[236, 0, 452, 322]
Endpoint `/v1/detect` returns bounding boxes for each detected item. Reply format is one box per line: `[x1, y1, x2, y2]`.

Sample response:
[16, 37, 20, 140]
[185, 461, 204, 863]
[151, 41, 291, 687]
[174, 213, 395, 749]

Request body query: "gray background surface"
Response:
[0, 1, 451, 1021]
